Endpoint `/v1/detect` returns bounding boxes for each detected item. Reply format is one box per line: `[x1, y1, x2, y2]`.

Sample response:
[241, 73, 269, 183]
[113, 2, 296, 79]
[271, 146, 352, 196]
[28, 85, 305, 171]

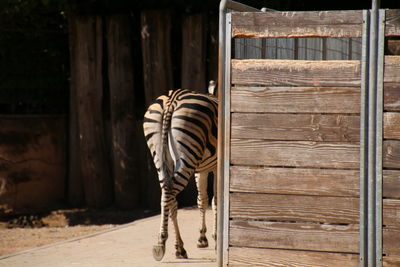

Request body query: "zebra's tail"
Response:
[160, 93, 174, 191]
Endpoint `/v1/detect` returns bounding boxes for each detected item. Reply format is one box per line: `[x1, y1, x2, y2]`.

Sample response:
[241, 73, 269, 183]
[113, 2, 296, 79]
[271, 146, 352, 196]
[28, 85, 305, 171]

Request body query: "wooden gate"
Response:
[218, 3, 400, 266]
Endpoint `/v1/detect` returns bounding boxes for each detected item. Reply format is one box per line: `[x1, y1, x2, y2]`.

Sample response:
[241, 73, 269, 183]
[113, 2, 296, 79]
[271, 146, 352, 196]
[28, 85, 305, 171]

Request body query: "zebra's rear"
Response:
[143, 89, 217, 191]
[143, 88, 218, 260]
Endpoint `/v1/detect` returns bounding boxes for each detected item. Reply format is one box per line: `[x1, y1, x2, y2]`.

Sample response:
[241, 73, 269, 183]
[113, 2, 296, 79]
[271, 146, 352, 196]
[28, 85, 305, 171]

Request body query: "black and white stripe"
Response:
[143, 88, 218, 261]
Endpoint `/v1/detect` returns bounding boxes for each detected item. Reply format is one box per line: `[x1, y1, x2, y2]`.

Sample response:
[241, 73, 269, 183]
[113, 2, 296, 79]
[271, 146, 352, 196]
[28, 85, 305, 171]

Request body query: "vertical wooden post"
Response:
[69, 15, 113, 208]
[181, 13, 207, 93]
[208, 14, 219, 84]
[68, 16, 84, 206]
[140, 10, 173, 209]
[106, 14, 139, 209]
[141, 10, 174, 107]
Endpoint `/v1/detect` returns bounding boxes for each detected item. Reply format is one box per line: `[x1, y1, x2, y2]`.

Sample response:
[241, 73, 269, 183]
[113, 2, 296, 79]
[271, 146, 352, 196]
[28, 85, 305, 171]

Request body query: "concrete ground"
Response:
[0, 207, 216, 267]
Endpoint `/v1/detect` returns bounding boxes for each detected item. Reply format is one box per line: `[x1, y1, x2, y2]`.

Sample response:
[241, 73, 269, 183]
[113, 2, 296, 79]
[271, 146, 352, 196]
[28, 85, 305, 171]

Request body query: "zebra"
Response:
[143, 82, 218, 261]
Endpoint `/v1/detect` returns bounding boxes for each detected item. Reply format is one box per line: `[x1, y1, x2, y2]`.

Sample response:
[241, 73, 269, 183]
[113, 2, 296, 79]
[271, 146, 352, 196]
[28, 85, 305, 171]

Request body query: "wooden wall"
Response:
[68, 11, 218, 210]
[225, 10, 400, 266]
[382, 54, 400, 264]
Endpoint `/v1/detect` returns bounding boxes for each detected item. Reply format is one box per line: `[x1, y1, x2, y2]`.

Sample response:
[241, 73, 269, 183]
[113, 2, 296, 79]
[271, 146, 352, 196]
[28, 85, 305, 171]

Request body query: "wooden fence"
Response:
[68, 11, 218, 210]
[220, 9, 400, 266]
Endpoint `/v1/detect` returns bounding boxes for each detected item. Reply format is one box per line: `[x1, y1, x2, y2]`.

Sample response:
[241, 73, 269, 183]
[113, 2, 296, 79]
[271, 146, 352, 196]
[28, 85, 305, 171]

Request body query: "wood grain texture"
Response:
[383, 228, 400, 256]
[384, 256, 400, 267]
[383, 199, 400, 227]
[229, 247, 359, 267]
[384, 56, 400, 83]
[386, 10, 400, 37]
[231, 86, 360, 113]
[141, 10, 173, 107]
[383, 170, 400, 199]
[231, 60, 361, 87]
[106, 15, 139, 208]
[181, 13, 207, 93]
[383, 140, 400, 169]
[230, 193, 359, 224]
[231, 139, 359, 169]
[230, 166, 359, 197]
[384, 112, 400, 140]
[232, 113, 360, 141]
[70, 15, 113, 208]
[230, 220, 359, 253]
[231, 11, 363, 38]
[384, 84, 400, 112]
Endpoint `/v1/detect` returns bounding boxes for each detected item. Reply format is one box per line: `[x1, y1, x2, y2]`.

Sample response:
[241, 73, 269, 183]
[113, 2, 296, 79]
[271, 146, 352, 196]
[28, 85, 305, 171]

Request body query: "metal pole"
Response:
[360, 10, 370, 267]
[217, 1, 227, 265]
[368, 0, 381, 266]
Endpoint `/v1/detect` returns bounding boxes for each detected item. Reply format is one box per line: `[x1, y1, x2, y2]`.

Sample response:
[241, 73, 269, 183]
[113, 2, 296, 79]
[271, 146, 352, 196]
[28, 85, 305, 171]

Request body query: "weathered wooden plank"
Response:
[231, 59, 361, 86]
[384, 56, 400, 83]
[229, 247, 359, 267]
[383, 228, 400, 256]
[231, 11, 363, 38]
[232, 113, 360, 141]
[383, 170, 400, 199]
[386, 10, 400, 37]
[383, 199, 400, 228]
[383, 140, 400, 169]
[230, 220, 359, 253]
[70, 15, 113, 208]
[384, 256, 400, 267]
[106, 15, 140, 209]
[231, 139, 359, 169]
[68, 16, 84, 206]
[384, 84, 400, 112]
[231, 86, 360, 113]
[384, 112, 400, 140]
[141, 10, 174, 107]
[230, 193, 359, 224]
[230, 166, 359, 197]
[181, 13, 207, 93]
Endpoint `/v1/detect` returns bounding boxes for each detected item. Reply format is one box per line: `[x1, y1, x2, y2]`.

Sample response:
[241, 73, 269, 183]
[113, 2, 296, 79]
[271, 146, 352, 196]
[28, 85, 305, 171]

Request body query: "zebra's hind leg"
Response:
[170, 199, 188, 259]
[212, 168, 217, 245]
[195, 171, 209, 248]
[153, 188, 170, 261]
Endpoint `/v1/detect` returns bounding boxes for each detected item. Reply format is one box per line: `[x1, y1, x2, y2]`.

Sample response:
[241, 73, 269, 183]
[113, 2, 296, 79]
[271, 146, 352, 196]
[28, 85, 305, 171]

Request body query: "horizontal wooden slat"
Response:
[383, 140, 400, 169]
[384, 56, 400, 83]
[229, 167, 398, 198]
[384, 112, 400, 140]
[229, 247, 359, 267]
[231, 60, 361, 87]
[232, 113, 360, 141]
[383, 170, 400, 199]
[383, 199, 400, 227]
[386, 10, 400, 37]
[230, 193, 359, 224]
[384, 256, 400, 267]
[230, 166, 359, 197]
[231, 11, 363, 38]
[384, 84, 400, 112]
[230, 220, 359, 253]
[231, 139, 359, 169]
[383, 228, 400, 256]
[231, 86, 360, 113]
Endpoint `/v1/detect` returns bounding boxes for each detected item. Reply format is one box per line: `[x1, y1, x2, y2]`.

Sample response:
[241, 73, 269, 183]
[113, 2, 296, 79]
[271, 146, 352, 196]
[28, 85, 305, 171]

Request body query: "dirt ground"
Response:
[0, 208, 157, 256]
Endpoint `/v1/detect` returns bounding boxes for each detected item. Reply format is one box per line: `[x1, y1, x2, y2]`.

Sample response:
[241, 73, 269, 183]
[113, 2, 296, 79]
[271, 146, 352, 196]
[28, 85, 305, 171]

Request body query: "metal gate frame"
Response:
[217, 1, 386, 266]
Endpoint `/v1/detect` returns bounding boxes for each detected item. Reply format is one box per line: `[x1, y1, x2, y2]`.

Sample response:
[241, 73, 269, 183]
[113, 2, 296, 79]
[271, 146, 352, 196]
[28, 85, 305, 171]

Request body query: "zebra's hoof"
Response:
[197, 237, 209, 248]
[176, 248, 188, 259]
[152, 244, 165, 261]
